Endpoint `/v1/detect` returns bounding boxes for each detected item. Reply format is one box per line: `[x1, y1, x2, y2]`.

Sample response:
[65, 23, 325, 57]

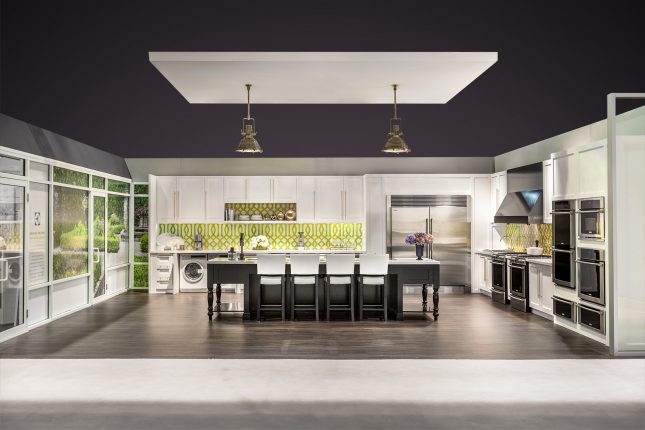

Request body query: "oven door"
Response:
[552, 211, 575, 248]
[552, 248, 575, 289]
[577, 210, 604, 241]
[508, 263, 527, 298]
[577, 259, 605, 305]
[491, 260, 505, 290]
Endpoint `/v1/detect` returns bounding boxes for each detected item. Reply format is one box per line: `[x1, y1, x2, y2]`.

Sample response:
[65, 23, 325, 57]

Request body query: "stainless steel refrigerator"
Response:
[387, 195, 471, 287]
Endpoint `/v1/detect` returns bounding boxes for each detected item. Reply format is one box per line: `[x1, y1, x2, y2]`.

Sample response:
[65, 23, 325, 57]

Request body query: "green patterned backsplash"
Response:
[158, 223, 364, 251]
[225, 203, 296, 219]
[505, 224, 552, 255]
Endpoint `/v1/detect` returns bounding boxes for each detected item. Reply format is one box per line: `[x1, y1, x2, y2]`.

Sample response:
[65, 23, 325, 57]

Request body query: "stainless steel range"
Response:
[488, 250, 525, 305]
[507, 254, 551, 312]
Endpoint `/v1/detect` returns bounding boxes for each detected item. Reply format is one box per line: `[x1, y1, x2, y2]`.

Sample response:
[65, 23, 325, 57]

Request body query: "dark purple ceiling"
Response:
[1, 0, 644, 158]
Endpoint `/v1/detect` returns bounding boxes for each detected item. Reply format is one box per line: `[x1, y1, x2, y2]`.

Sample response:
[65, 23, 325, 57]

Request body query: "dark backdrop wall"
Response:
[1, 0, 644, 158]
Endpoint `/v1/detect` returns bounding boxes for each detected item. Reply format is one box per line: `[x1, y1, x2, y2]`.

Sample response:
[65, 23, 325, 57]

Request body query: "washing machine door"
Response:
[183, 262, 204, 283]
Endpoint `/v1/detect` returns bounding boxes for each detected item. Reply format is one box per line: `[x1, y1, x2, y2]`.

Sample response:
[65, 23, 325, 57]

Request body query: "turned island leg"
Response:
[432, 284, 440, 321]
[422, 284, 428, 312]
[216, 283, 222, 311]
[207, 283, 214, 321]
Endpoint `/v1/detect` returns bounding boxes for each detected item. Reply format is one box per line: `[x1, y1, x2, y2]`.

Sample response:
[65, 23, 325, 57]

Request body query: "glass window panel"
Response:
[107, 194, 129, 267]
[92, 176, 105, 189]
[53, 166, 89, 187]
[0, 155, 25, 176]
[133, 184, 148, 195]
[0, 183, 25, 332]
[29, 182, 49, 284]
[29, 161, 49, 181]
[134, 196, 148, 229]
[93, 196, 106, 298]
[53, 186, 89, 280]
[108, 179, 129, 194]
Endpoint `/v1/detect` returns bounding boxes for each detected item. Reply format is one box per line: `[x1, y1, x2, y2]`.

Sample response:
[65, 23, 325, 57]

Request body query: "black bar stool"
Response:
[256, 254, 287, 321]
[324, 254, 355, 321]
[358, 254, 389, 321]
[289, 254, 320, 321]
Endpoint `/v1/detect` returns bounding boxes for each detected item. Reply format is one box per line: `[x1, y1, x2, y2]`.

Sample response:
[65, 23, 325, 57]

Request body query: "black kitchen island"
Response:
[206, 256, 440, 321]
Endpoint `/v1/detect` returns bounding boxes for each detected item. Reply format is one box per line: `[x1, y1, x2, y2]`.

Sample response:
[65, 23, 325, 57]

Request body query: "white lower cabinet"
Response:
[529, 263, 554, 317]
[475, 255, 492, 293]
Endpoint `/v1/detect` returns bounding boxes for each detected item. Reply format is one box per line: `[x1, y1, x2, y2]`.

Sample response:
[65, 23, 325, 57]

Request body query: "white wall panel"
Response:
[107, 266, 129, 294]
[52, 277, 89, 317]
[28, 286, 49, 325]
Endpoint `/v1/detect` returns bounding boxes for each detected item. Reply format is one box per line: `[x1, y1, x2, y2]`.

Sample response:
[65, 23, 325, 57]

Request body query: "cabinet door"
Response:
[552, 152, 577, 199]
[485, 258, 493, 291]
[272, 176, 297, 202]
[296, 177, 316, 222]
[543, 160, 553, 223]
[528, 264, 541, 310]
[177, 177, 205, 222]
[577, 143, 607, 197]
[246, 177, 272, 202]
[223, 177, 247, 203]
[156, 176, 177, 223]
[205, 177, 224, 222]
[498, 172, 507, 210]
[539, 266, 554, 314]
[315, 177, 344, 222]
[478, 256, 488, 292]
[343, 176, 364, 222]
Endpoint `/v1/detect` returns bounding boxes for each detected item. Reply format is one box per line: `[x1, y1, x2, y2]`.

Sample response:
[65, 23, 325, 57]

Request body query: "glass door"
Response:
[0, 180, 25, 337]
[92, 193, 106, 299]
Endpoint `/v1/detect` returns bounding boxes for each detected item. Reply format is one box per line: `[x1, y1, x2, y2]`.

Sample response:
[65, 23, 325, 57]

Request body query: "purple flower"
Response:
[404, 232, 434, 245]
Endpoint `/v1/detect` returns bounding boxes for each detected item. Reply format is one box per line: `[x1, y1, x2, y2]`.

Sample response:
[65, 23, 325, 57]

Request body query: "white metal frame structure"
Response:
[607, 93, 645, 356]
[0, 145, 133, 343]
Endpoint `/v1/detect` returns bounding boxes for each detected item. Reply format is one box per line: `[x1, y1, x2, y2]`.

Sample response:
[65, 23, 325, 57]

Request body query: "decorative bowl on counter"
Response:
[526, 247, 543, 255]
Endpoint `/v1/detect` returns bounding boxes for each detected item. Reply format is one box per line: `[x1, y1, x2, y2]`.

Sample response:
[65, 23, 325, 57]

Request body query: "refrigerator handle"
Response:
[426, 218, 433, 259]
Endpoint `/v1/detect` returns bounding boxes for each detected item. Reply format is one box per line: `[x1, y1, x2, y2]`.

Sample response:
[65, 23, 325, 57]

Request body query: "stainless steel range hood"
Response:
[494, 162, 543, 224]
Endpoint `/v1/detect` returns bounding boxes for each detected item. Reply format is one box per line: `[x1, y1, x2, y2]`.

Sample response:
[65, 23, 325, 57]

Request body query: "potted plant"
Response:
[405, 232, 434, 260]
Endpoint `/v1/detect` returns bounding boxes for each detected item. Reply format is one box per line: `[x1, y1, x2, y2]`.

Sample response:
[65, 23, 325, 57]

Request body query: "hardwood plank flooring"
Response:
[0, 291, 610, 359]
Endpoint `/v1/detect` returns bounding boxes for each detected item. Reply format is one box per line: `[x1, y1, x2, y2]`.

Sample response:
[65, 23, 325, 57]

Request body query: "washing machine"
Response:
[179, 254, 207, 292]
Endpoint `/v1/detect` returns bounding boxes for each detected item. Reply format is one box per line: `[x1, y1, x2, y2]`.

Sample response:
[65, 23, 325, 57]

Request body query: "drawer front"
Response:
[578, 305, 605, 334]
[399, 268, 432, 284]
[553, 297, 575, 322]
[215, 266, 253, 284]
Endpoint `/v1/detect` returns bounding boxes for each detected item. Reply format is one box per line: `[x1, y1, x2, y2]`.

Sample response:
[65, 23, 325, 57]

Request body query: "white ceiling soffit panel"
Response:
[149, 52, 498, 104]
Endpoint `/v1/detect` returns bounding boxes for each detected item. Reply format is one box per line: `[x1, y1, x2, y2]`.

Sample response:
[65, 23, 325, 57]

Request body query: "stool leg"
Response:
[290, 276, 295, 321]
[383, 280, 388, 322]
[281, 278, 286, 322]
[358, 276, 363, 321]
[326, 278, 331, 322]
[315, 278, 320, 322]
[350, 278, 355, 322]
[257, 284, 262, 321]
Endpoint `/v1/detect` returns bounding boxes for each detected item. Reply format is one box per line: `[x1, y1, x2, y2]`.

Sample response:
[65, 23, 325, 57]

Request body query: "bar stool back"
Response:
[289, 254, 321, 321]
[256, 254, 287, 321]
[358, 254, 389, 321]
[324, 254, 356, 321]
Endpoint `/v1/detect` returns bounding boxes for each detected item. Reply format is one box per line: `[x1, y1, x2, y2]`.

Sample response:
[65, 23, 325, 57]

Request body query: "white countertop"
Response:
[207, 256, 439, 265]
[151, 249, 364, 255]
[526, 258, 552, 266]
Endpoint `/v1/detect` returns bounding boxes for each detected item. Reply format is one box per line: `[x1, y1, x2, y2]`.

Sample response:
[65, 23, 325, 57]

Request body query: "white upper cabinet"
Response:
[205, 177, 224, 222]
[223, 177, 247, 202]
[177, 176, 205, 222]
[296, 177, 316, 222]
[246, 177, 272, 202]
[315, 176, 344, 222]
[542, 159, 553, 223]
[343, 176, 364, 222]
[552, 151, 577, 199]
[577, 142, 607, 197]
[490, 171, 507, 216]
[272, 176, 297, 202]
[156, 176, 177, 223]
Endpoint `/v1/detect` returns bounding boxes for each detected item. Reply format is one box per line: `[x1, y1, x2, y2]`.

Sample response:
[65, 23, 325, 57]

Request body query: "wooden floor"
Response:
[0, 291, 610, 359]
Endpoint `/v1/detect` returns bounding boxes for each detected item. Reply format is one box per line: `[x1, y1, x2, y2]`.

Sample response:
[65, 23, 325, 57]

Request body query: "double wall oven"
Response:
[551, 200, 576, 289]
[577, 248, 605, 305]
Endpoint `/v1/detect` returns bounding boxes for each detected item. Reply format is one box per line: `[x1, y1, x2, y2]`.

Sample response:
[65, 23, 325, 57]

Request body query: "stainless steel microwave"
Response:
[577, 198, 604, 241]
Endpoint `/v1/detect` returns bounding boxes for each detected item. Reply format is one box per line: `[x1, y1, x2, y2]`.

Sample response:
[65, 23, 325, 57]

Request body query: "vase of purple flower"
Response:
[405, 232, 434, 260]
